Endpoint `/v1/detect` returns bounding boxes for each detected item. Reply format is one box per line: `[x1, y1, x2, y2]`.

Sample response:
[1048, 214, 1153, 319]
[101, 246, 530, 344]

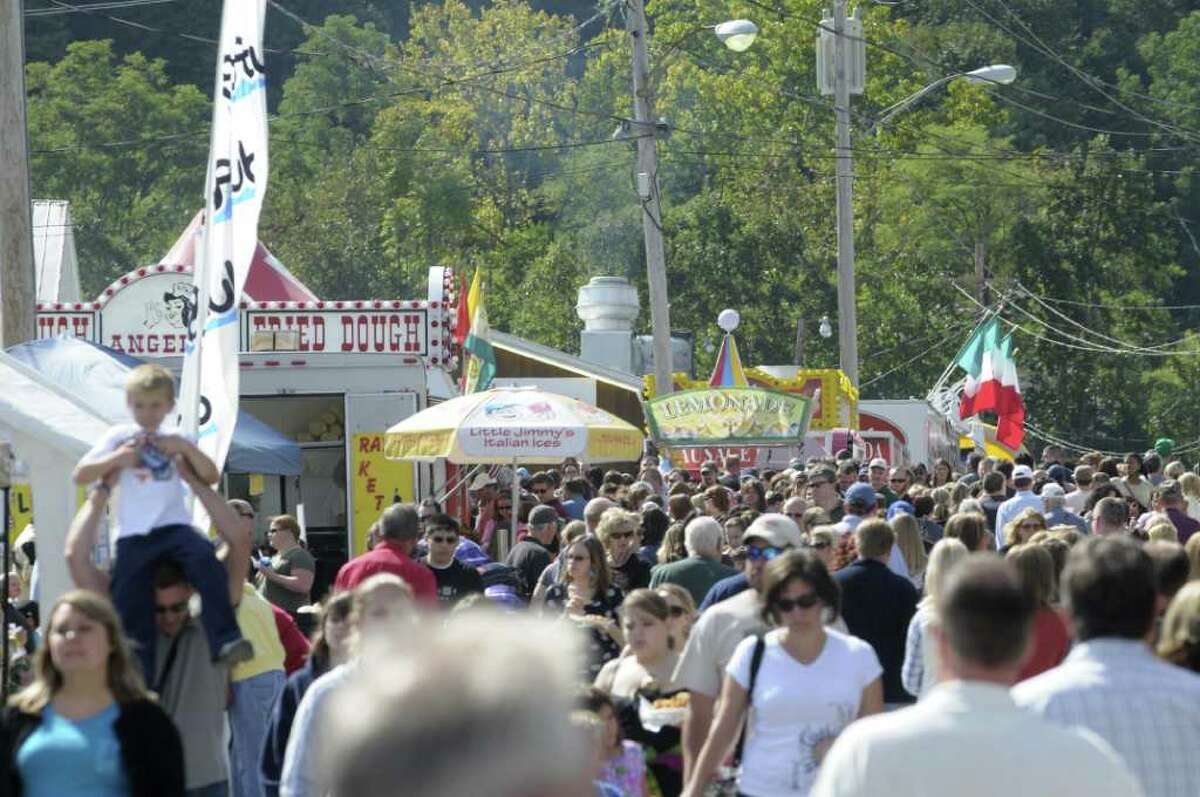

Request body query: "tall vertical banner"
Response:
[179, 0, 269, 526]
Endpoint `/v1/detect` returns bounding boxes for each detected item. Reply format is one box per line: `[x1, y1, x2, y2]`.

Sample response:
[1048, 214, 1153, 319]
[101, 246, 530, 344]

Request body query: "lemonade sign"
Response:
[645, 387, 815, 446]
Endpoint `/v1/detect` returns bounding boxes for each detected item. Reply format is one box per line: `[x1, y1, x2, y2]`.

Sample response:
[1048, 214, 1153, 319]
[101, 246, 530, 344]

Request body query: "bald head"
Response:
[584, 497, 616, 534]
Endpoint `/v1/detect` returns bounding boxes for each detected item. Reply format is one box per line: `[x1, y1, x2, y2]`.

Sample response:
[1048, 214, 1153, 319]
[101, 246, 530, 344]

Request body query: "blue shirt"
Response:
[1044, 506, 1090, 535]
[562, 497, 587, 521]
[17, 702, 130, 797]
[698, 572, 749, 611]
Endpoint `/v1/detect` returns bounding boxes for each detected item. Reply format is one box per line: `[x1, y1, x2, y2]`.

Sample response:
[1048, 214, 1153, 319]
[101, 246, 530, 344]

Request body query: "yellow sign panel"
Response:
[645, 387, 815, 446]
[350, 433, 415, 557]
[7, 484, 33, 544]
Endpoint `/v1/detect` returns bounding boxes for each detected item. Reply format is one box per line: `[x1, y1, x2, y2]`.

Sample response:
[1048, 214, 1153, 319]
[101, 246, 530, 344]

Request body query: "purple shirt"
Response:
[1168, 507, 1200, 544]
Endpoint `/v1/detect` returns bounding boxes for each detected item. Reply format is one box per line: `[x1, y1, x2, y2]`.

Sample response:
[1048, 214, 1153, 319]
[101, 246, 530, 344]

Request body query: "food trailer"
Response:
[35, 224, 456, 591]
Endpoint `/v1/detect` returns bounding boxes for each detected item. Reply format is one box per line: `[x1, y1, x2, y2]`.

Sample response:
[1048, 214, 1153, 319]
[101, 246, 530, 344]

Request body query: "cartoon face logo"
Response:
[146, 283, 198, 331]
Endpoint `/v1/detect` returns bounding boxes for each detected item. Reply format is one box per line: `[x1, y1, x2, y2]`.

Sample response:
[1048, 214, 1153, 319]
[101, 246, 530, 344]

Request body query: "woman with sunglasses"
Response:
[543, 536, 625, 681]
[1000, 508, 1047, 554]
[0, 590, 184, 797]
[261, 591, 354, 797]
[654, 585, 697, 650]
[682, 550, 883, 797]
[600, 509, 652, 593]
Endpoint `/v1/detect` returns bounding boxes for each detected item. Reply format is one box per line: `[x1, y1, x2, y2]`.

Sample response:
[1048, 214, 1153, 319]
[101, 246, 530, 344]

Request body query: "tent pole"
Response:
[508, 457, 519, 559]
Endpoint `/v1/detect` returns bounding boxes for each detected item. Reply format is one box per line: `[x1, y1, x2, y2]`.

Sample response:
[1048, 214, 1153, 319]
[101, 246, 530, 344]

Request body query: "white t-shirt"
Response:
[79, 423, 194, 539]
[727, 628, 882, 797]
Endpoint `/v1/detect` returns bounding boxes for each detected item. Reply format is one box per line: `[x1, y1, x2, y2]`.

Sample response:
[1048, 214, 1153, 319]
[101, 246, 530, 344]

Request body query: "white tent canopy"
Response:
[0, 351, 110, 619]
[32, 200, 82, 304]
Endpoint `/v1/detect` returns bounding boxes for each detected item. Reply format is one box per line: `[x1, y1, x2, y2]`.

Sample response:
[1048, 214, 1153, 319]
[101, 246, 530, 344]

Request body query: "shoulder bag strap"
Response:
[732, 633, 766, 765]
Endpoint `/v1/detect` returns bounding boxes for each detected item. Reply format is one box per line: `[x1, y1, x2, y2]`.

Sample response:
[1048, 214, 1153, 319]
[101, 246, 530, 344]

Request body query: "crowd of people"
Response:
[3, 367, 1200, 797]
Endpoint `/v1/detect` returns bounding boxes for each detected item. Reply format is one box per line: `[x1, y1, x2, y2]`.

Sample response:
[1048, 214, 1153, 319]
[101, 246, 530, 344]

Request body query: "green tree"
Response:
[26, 40, 209, 296]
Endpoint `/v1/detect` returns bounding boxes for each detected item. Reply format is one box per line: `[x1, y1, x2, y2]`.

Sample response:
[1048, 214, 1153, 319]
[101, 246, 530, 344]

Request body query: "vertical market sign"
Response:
[644, 387, 815, 446]
[350, 434, 414, 556]
[179, 0, 269, 527]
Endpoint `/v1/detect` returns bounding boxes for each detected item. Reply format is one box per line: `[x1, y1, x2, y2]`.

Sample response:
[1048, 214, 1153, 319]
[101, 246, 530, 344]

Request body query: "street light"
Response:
[872, 64, 1017, 132]
[713, 19, 758, 52]
[628, 5, 756, 398]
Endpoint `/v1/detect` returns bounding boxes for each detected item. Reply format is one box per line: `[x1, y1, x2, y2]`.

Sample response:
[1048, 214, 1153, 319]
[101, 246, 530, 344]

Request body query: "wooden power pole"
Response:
[0, 0, 37, 347]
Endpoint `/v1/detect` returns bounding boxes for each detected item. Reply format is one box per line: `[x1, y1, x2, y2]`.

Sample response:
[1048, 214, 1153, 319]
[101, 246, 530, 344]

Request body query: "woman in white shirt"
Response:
[681, 550, 883, 797]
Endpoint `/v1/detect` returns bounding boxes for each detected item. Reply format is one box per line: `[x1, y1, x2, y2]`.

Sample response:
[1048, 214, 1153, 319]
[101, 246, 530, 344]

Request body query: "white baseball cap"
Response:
[868, 457, 888, 470]
[1013, 465, 1034, 481]
[1040, 482, 1065, 498]
[743, 513, 803, 549]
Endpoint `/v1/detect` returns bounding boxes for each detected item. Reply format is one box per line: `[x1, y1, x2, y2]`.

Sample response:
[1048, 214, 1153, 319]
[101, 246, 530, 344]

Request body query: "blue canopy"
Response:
[7, 336, 302, 475]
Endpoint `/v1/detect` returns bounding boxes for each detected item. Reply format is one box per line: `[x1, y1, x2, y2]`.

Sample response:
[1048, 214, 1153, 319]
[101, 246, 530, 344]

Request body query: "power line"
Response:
[1033, 294, 1200, 311]
[24, 0, 177, 16]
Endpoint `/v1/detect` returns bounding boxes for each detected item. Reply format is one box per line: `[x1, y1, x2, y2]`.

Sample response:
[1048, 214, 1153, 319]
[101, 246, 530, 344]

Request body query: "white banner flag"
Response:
[178, 0, 269, 523]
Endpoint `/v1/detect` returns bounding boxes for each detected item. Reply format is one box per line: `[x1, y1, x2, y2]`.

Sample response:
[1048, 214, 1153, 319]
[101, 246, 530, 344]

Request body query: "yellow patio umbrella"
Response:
[384, 386, 643, 554]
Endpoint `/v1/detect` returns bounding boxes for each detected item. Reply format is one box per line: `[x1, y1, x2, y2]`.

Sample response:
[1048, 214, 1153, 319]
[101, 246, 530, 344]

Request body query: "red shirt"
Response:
[1018, 606, 1071, 682]
[334, 540, 438, 603]
[270, 604, 310, 675]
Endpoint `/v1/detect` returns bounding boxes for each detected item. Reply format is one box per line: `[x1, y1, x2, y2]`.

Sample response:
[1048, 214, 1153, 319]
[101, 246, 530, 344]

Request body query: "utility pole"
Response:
[793, 314, 805, 366]
[974, 239, 989, 305]
[627, 0, 674, 397]
[832, 0, 858, 389]
[0, 0, 36, 348]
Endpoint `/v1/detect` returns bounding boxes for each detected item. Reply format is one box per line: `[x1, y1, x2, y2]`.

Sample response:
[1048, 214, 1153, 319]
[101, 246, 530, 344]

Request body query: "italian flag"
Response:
[956, 317, 1025, 450]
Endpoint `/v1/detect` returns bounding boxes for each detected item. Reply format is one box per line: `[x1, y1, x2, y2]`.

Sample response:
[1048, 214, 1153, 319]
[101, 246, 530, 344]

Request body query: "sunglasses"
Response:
[774, 593, 820, 613]
[746, 545, 785, 562]
[890, 478, 908, 484]
[154, 601, 188, 616]
[428, 535, 458, 545]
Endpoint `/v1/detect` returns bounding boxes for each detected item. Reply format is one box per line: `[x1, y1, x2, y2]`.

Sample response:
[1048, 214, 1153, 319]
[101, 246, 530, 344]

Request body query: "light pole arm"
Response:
[871, 75, 955, 133]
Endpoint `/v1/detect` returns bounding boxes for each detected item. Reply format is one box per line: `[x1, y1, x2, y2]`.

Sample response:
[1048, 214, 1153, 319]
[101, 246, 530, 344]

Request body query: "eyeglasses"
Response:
[667, 605, 688, 617]
[428, 535, 458, 545]
[609, 531, 636, 540]
[774, 593, 820, 612]
[154, 601, 188, 616]
[746, 545, 784, 562]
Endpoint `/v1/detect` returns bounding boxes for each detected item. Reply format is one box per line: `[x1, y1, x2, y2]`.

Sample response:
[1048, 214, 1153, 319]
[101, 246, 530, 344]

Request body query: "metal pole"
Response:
[833, 0, 859, 389]
[793, 314, 806, 366]
[1, 485, 9, 700]
[507, 459, 519, 560]
[0, 0, 37, 348]
[628, 0, 674, 397]
[975, 239, 988, 305]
